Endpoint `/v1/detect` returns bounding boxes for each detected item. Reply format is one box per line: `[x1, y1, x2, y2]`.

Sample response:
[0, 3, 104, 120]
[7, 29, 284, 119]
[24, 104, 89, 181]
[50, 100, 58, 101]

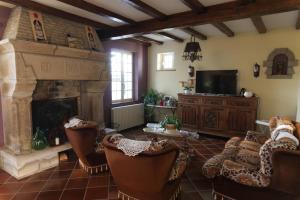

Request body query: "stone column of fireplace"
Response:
[0, 39, 108, 179]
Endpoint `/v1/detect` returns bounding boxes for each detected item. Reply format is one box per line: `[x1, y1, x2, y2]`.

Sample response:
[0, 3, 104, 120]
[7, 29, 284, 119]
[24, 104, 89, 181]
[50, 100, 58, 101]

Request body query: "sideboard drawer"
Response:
[226, 99, 256, 108]
[202, 98, 224, 106]
[178, 97, 199, 104]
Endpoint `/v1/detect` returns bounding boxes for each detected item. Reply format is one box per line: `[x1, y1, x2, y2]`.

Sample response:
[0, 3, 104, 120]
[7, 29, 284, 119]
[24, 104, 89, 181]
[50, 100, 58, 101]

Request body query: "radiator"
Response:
[111, 103, 144, 131]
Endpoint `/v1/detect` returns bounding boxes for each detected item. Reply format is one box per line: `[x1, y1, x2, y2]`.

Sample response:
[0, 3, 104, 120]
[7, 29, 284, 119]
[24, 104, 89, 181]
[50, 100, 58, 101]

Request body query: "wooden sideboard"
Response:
[177, 93, 258, 137]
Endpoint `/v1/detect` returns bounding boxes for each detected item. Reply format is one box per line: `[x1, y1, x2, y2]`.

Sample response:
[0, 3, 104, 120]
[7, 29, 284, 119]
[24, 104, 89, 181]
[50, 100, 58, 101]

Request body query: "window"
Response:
[157, 52, 175, 71]
[111, 49, 133, 103]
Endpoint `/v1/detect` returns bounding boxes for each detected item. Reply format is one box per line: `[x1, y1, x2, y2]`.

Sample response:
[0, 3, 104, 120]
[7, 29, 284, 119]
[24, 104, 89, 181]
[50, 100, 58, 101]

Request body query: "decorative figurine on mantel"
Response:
[179, 79, 195, 94]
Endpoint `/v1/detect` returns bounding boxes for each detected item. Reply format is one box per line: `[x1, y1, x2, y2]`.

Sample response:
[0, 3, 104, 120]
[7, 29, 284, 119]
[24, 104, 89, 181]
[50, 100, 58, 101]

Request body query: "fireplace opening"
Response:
[32, 97, 79, 146]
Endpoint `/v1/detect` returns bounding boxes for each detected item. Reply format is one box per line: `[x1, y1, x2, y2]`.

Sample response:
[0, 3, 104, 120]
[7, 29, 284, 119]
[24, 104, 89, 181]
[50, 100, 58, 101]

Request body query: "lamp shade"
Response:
[182, 35, 202, 62]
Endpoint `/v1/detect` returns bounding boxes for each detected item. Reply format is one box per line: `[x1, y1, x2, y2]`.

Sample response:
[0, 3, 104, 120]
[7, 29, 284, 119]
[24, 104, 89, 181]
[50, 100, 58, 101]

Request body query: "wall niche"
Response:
[263, 48, 298, 79]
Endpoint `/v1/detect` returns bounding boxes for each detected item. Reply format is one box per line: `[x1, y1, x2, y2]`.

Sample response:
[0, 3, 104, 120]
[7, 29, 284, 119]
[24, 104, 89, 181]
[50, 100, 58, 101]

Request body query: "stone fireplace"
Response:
[0, 39, 108, 179]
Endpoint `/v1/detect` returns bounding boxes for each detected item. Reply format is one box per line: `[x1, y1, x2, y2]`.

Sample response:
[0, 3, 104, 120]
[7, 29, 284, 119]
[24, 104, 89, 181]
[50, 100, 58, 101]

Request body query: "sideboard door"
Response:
[200, 107, 227, 131]
[177, 104, 199, 130]
[228, 109, 256, 132]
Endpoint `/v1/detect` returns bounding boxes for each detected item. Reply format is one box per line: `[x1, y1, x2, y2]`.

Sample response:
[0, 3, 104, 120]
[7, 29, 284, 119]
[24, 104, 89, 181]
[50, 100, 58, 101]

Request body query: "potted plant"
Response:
[160, 114, 182, 132]
[143, 89, 159, 122]
[183, 86, 192, 94]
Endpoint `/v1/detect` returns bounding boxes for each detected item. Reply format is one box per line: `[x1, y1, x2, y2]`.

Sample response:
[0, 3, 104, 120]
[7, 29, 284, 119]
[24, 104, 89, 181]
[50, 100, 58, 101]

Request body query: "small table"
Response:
[146, 105, 177, 116]
[256, 120, 270, 135]
[143, 125, 199, 157]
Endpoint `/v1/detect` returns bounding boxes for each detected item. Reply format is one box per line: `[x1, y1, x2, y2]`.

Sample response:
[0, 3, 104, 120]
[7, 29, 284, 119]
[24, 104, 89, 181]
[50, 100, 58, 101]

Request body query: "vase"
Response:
[32, 127, 48, 150]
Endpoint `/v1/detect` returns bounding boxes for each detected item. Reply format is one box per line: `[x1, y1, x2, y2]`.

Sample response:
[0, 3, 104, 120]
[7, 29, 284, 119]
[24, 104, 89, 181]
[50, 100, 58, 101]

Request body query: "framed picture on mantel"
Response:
[85, 25, 98, 51]
[28, 11, 47, 42]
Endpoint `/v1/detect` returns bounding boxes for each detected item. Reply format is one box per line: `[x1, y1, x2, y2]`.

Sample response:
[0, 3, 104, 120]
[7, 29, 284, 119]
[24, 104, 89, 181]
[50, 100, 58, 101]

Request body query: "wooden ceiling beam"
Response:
[57, 0, 135, 24]
[157, 32, 184, 42]
[126, 38, 152, 47]
[2, 0, 111, 29]
[99, 0, 300, 39]
[296, 10, 300, 29]
[181, 27, 207, 40]
[134, 36, 163, 45]
[180, 0, 205, 13]
[212, 22, 234, 37]
[122, 0, 167, 20]
[251, 16, 267, 33]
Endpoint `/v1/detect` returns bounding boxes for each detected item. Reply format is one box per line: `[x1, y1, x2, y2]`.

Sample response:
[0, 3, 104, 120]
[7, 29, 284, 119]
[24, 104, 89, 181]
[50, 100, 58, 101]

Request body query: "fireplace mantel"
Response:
[0, 39, 109, 179]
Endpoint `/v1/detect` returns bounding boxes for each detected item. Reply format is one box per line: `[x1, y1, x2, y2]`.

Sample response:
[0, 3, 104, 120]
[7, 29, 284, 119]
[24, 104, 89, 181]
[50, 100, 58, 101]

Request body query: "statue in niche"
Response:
[272, 54, 288, 75]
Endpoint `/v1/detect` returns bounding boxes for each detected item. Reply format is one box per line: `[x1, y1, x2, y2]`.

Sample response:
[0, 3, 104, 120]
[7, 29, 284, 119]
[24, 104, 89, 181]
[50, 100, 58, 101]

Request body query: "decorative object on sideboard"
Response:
[182, 35, 202, 62]
[188, 65, 195, 77]
[253, 63, 260, 78]
[263, 48, 298, 79]
[179, 79, 194, 94]
[66, 33, 84, 49]
[239, 88, 246, 96]
[28, 10, 47, 42]
[244, 91, 254, 98]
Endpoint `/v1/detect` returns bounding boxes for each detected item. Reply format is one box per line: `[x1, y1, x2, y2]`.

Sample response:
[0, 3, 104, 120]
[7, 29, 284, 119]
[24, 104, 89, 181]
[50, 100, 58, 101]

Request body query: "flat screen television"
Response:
[195, 70, 238, 95]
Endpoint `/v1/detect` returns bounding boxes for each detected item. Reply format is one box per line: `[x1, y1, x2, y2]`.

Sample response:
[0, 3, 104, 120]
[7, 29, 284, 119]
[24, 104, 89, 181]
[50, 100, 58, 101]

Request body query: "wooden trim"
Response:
[99, 0, 300, 39]
[122, 0, 167, 20]
[2, 0, 111, 29]
[157, 32, 184, 42]
[212, 22, 234, 37]
[181, 27, 207, 40]
[126, 38, 152, 47]
[251, 16, 267, 33]
[134, 36, 164, 45]
[297, 10, 300, 29]
[57, 0, 136, 24]
[180, 0, 205, 13]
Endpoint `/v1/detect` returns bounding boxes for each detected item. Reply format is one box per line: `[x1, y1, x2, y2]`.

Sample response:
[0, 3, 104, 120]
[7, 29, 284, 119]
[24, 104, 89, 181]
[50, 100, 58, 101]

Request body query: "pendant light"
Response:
[182, 35, 202, 62]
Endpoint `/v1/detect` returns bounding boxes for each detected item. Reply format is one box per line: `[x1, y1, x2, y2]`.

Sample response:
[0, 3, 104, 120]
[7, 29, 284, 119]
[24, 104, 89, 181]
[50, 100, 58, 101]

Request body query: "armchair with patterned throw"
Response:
[102, 134, 187, 200]
[202, 117, 300, 200]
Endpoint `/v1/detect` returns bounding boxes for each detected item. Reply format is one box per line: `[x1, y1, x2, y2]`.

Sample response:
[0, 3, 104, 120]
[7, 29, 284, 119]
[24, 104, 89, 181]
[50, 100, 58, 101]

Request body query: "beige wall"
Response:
[148, 28, 300, 120]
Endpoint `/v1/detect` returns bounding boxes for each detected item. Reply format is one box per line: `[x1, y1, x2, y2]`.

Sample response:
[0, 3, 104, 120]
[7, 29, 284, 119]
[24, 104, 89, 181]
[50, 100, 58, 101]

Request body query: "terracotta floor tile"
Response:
[56, 162, 76, 171]
[0, 173, 11, 184]
[6, 176, 29, 183]
[108, 186, 118, 199]
[42, 179, 68, 191]
[19, 181, 46, 193]
[70, 169, 89, 179]
[0, 194, 15, 200]
[60, 189, 85, 200]
[50, 170, 72, 180]
[88, 176, 109, 188]
[65, 178, 88, 189]
[36, 190, 63, 200]
[181, 191, 204, 200]
[84, 187, 108, 200]
[181, 180, 197, 192]
[0, 182, 24, 194]
[11, 192, 38, 200]
[27, 171, 53, 182]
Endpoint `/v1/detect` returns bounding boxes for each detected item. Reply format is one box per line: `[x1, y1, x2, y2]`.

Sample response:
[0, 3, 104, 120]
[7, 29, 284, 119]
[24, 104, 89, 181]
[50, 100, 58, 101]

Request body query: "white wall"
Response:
[297, 80, 300, 122]
[148, 28, 300, 120]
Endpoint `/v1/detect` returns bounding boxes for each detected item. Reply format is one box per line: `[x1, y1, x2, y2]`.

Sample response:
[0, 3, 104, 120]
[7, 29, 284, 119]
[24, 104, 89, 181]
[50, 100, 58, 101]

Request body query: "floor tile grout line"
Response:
[33, 166, 57, 200]
[58, 159, 78, 200]
[82, 172, 91, 200]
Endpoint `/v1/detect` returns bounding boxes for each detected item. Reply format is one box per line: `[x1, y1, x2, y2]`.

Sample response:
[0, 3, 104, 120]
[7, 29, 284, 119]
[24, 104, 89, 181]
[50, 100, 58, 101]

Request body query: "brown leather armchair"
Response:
[102, 135, 182, 200]
[65, 124, 108, 174]
[210, 122, 300, 200]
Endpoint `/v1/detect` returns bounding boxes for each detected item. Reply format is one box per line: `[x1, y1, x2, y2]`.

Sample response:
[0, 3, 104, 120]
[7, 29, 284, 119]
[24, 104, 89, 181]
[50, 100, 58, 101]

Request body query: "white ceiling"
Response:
[2, 0, 300, 41]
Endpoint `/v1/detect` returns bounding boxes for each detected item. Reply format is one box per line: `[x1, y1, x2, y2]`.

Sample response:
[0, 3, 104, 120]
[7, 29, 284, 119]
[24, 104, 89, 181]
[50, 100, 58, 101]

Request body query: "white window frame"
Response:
[110, 49, 134, 103]
[156, 52, 175, 71]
